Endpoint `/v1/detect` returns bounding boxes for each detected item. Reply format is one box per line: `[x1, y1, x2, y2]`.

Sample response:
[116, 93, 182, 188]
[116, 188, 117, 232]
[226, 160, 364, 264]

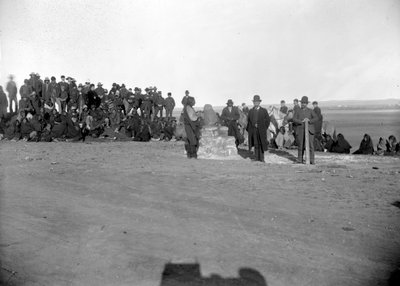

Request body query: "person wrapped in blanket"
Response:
[183, 96, 201, 159]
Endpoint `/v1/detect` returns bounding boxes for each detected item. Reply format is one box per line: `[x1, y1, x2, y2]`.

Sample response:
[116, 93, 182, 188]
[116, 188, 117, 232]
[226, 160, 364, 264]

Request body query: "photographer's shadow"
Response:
[160, 263, 267, 286]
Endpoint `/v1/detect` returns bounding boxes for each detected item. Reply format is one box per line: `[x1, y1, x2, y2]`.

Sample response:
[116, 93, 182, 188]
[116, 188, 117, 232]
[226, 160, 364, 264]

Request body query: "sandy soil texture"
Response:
[1, 141, 399, 286]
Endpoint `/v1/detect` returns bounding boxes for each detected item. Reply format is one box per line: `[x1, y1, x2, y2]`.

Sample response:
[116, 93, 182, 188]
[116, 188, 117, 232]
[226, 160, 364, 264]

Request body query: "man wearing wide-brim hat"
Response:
[95, 82, 105, 98]
[292, 96, 318, 164]
[221, 99, 242, 148]
[246, 95, 270, 162]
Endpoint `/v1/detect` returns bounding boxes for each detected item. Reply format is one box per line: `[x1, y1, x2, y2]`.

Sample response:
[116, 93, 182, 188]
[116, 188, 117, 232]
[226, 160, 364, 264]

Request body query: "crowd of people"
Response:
[0, 72, 398, 161]
[269, 98, 400, 158]
[0, 73, 179, 143]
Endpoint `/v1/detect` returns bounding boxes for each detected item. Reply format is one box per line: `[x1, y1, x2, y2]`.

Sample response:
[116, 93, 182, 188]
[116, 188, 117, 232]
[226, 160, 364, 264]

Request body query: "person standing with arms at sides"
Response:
[312, 100, 324, 151]
[292, 96, 318, 164]
[291, 98, 301, 144]
[181, 90, 191, 107]
[164, 92, 175, 120]
[221, 99, 241, 148]
[312, 101, 323, 137]
[6, 75, 18, 114]
[0, 86, 8, 119]
[183, 96, 201, 159]
[246, 95, 270, 162]
[42, 77, 51, 104]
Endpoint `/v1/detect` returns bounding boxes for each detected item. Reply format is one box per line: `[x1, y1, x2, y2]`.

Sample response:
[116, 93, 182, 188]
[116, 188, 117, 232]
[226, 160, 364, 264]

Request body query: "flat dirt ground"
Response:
[1, 140, 399, 286]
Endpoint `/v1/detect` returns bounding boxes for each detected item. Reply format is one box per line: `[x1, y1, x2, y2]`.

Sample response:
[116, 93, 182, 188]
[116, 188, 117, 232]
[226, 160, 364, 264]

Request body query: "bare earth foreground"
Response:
[0, 141, 399, 286]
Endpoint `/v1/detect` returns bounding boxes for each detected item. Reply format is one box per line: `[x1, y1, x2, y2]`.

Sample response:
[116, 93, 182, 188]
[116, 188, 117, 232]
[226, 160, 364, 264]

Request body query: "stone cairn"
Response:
[197, 104, 241, 159]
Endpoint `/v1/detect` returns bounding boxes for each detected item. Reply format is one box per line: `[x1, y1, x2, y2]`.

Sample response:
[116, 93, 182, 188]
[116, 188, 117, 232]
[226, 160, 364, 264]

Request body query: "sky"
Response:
[0, 0, 399, 106]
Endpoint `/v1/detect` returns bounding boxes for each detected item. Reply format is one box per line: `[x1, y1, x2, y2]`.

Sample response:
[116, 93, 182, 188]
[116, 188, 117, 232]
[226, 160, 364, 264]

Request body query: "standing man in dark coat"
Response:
[0, 86, 8, 118]
[292, 96, 318, 164]
[164, 92, 175, 120]
[87, 84, 101, 109]
[42, 77, 51, 104]
[181, 90, 191, 107]
[34, 73, 43, 100]
[312, 101, 323, 137]
[312, 101, 323, 151]
[58, 75, 69, 96]
[95, 82, 105, 98]
[221, 99, 241, 148]
[6, 75, 18, 114]
[49, 76, 60, 106]
[246, 95, 270, 162]
[154, 91, 165, 118]
[20, 79, 33, 100]
[291, 98, 301, 145]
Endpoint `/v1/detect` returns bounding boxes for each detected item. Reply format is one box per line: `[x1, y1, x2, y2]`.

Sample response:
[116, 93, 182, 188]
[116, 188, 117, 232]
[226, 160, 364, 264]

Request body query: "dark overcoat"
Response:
[246, 106, 270, 151]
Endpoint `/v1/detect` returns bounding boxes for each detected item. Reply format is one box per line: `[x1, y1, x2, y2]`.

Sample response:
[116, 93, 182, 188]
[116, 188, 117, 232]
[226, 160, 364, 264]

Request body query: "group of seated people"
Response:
[0, 104, 179, 143]
[322, 133, 399, 156]
[269, 123, 399, 156]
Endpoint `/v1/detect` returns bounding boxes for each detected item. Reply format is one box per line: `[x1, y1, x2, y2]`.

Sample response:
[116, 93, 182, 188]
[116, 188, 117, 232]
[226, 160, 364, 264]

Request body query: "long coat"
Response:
[246, 106, 270, 151]
[221, 106, 241, 140]
[292, 107, 318, 135]
[183, 105, 201, 146]
[313, 106, 323, 135]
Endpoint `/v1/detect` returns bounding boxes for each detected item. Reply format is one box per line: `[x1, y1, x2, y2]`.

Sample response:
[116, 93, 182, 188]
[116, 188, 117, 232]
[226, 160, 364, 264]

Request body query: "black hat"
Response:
[301, 96, 309, 104]
[252, 95, 262, 102]
[312, 101, 318, 105]
[168, 92, 171, 95]
[51, 76, 56, 81]
[227, 99, 233, 105]
[61, 75, 65, 78]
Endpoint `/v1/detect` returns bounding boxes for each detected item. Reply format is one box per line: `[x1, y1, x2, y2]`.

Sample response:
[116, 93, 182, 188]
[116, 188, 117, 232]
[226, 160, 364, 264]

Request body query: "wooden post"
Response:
[304, 120, 310, 165]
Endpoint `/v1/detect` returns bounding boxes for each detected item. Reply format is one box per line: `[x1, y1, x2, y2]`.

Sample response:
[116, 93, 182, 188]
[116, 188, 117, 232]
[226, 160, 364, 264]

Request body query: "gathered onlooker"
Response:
[6, 75, 18, 114]
[331, 133, 352, 154]
[353, 134, 374, 155]
[164, 92, 175, 120]
[386, 135, 399, 154]
[0, 86, 8, 118]
[42, 77, 52, 103]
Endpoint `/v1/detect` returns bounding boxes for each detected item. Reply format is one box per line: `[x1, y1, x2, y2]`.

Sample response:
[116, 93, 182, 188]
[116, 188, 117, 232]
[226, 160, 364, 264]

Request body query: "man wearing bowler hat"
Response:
[292, 96, 318, 164]
[246, 95, 270, 162]
[221, 99, 241, 148]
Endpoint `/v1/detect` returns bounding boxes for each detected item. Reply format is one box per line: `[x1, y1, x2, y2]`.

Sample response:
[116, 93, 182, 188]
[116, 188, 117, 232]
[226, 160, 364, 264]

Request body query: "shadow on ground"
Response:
[267, 148, 298, 163]
[237, 148, 253, 160]
[160, 263, 267, 286]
